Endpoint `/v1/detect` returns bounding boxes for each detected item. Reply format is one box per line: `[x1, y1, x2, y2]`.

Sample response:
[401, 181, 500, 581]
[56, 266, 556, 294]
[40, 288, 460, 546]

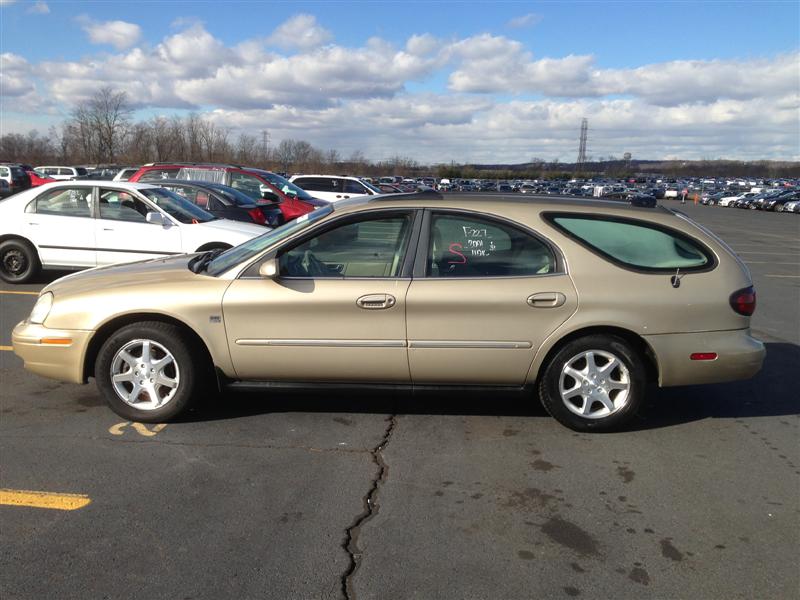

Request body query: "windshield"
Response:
[251, 169, 316, 201]
[206, 205, 334, 276]
[139, 188, 216, 223]
[363, 180, 382, 194]
[201, 182, 257, 207]
[76, 167, 88, 176]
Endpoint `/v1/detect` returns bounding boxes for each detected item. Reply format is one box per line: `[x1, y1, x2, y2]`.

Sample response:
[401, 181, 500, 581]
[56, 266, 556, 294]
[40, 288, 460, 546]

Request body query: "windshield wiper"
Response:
[189, 248, 225, 274]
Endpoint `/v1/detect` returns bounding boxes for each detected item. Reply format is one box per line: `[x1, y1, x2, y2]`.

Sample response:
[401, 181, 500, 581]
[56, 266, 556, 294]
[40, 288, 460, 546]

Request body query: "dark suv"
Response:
[0, 163, 32, 197]
[129, 163, 327, 222]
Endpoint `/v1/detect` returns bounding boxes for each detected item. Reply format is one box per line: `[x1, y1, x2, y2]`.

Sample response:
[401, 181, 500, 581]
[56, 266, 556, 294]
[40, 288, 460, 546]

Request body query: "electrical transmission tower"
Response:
[576, 118, 588, 172]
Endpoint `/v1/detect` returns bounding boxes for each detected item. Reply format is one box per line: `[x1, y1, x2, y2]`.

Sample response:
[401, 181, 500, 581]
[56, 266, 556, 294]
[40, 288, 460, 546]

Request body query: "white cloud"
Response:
[447, 35, 800, 107]
[507, 13, 542, 29]
[0, 0, 18, 6]
[266, 14, 333, 51]
[6, 24, 799, 161]
[79, 17, 142, 50]
[27, 1, 49, 14]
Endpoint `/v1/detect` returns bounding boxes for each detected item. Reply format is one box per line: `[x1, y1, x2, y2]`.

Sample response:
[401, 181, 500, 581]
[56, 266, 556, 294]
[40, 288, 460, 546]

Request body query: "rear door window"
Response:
[343, 179, 367, 194]
[548, 215, 712, 271]
[139, 168, 180, 181]
[427, 213, 556, 277]
[30, 187, 93, 217]
[294, 178, 340, 193]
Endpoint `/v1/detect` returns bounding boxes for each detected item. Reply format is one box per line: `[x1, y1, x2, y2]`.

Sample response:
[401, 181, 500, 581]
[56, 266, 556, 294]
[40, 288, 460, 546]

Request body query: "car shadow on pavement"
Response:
[635, 342, 799, 430]
[182, 342, 799, 429]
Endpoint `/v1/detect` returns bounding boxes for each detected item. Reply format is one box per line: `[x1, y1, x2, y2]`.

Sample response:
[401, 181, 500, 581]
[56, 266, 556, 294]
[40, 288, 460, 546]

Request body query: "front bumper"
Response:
[644, 329, 765, 387]
[12, 321, 93, 384]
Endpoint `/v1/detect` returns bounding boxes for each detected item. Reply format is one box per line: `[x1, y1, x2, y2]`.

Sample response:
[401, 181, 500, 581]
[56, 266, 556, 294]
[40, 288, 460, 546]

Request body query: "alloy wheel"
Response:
[558, 349, 631, 419]
[110, 339, 180, 410]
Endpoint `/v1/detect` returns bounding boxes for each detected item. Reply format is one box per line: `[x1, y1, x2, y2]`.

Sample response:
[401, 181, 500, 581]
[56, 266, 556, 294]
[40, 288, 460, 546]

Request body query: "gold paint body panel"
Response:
[12, 195, 765, 389]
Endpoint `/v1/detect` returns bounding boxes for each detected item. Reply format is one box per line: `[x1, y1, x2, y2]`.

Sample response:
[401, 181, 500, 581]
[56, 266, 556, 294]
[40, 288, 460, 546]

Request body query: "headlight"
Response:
[29, 292, 53, 324]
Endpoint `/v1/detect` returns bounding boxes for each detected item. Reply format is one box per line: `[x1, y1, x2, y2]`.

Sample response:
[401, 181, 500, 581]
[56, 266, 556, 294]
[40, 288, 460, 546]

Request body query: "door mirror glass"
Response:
[145, 211, 165, 225]
[258, 258, 279, 278]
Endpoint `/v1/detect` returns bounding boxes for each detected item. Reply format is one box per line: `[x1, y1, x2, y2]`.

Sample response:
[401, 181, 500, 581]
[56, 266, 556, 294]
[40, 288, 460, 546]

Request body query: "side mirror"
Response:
[145, 211, 165, 225]
[258, 258, 279, 279]
[259, 184, 280, 202]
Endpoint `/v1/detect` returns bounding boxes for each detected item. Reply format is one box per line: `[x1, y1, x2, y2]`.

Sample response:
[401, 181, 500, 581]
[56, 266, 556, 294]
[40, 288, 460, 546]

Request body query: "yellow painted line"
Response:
[0, 488, 91, 511]
[0, 346, 12, 352]
[0, 290, 39, 296]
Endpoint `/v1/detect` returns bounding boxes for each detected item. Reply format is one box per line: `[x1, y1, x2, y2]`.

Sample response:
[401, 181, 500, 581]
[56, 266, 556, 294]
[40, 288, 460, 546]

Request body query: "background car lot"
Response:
[0, 202, 797, 599]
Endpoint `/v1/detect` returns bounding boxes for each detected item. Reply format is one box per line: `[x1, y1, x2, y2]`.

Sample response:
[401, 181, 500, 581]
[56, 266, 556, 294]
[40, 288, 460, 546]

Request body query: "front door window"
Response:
[279, 214, 413, 278]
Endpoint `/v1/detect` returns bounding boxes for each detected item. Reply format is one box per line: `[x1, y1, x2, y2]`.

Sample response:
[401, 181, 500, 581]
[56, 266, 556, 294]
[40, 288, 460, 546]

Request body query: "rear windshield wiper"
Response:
[189, 248, 225, 274]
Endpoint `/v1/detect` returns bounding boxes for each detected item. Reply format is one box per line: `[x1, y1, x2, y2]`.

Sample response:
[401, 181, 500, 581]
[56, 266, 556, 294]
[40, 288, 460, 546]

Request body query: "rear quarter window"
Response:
[548, 214, 713, 272]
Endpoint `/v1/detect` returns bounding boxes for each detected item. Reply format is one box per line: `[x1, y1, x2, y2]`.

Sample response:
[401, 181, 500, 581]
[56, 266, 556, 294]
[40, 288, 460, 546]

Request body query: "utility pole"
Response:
[576, 118, 588, 173]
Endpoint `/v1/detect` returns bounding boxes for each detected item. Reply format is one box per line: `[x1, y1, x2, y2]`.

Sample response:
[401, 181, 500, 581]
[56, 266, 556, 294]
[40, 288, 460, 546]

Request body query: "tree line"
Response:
[1, 87, 797, 179]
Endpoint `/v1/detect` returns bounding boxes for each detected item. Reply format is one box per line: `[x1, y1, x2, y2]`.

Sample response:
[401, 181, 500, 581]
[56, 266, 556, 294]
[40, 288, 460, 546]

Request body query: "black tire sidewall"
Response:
[0, 239, 40, 284]
[95, 322, 198, 423]
[539, 335, 646, 432]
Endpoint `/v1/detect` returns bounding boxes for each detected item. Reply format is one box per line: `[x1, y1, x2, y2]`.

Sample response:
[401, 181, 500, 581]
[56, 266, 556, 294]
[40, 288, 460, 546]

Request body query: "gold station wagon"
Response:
[13, 194, 765, 431]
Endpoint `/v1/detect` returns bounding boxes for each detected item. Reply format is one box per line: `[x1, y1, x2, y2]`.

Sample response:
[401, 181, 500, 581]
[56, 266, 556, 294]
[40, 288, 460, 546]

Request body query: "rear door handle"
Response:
[527, 292, 566, 308]
[356, 294, 396, 310]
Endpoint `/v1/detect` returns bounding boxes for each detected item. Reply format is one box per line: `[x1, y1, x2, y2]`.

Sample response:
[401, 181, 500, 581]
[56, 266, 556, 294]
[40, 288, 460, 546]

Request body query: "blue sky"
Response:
[1, 0, 799, 162]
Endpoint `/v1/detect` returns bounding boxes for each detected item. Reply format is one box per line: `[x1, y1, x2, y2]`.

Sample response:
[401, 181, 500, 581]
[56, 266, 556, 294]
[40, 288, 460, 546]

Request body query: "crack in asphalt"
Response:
[341, 414, 397, 600]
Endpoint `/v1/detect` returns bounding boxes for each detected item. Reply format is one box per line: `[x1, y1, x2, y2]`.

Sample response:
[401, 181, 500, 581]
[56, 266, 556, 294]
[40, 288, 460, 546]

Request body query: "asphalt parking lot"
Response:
[1, 202, 798, 600]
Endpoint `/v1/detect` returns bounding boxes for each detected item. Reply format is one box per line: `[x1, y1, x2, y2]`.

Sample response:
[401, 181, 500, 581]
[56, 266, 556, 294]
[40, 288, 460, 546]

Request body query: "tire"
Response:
[0, 238, 40, 283]
[776, 205, 784, 213]
[95, 321, 203, 422]
[538, 334, 647, 432]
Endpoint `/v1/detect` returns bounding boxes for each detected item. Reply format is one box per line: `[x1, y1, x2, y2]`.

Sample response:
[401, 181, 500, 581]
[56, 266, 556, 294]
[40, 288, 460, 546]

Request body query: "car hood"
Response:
[194, 218, 266, 236]
[43, 254, 201, 298]
[40, 253, 235, 333]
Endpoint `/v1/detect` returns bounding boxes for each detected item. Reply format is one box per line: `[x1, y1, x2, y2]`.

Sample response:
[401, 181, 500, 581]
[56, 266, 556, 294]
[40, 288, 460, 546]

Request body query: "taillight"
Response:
[729, 286, 756, 316]
[248, 208, 267, 225]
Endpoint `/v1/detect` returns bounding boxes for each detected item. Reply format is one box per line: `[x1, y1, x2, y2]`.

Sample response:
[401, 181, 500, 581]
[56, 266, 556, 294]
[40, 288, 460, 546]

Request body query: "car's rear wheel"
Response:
[0, 239, 40, 283]
[538, 335, 646, 432]
[95, 322, 200, 422]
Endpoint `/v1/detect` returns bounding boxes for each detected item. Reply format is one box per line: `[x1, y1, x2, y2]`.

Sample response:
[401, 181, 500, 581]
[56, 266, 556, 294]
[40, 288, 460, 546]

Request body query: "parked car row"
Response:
[702, 187, 800, 212]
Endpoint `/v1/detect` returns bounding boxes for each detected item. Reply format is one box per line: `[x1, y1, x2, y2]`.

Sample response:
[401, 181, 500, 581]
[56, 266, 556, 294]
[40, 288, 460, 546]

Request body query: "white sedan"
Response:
[0, 181, 266, 283]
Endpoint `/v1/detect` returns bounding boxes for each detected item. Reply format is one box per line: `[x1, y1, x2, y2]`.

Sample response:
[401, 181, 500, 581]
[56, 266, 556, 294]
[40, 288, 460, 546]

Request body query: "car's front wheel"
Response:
[95, 322, 200, 422]
[0, 239, 40, 283]
[538, 335, 647, 432]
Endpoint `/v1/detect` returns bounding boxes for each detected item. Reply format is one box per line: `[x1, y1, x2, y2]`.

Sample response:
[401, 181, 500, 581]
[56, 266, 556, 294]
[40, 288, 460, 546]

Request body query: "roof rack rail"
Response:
[142, 162, 244, 168]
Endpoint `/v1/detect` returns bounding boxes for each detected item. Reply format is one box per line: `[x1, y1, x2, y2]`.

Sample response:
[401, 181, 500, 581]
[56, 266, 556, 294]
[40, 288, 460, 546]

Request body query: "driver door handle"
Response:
[356, 294, 396, 310]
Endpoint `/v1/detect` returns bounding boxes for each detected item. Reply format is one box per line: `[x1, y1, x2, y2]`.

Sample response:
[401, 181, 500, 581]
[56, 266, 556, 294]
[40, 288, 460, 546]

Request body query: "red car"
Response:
[26, 170, 58, 187]
[128, 163, 327, 223]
